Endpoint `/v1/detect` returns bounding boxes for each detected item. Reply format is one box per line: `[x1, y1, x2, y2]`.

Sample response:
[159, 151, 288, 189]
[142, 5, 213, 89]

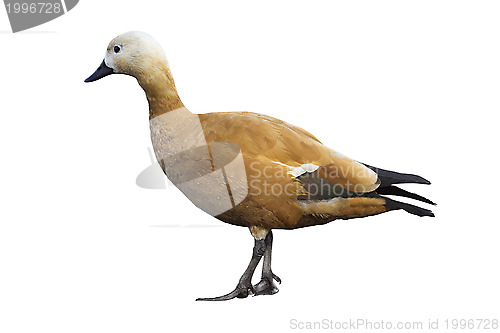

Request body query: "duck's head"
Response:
[84, 31, 168, 82]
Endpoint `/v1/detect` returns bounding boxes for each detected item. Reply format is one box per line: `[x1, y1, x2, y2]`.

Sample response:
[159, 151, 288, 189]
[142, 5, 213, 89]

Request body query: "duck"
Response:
[85, 31, 435, 301]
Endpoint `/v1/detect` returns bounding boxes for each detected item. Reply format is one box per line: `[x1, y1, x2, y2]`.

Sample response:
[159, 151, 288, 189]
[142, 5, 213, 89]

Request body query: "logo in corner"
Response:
[3, 0, 78, 33]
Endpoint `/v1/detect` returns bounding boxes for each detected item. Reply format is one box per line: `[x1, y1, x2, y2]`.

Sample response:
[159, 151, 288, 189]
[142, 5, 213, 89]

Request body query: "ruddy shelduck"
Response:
[85, 31, 435, 301]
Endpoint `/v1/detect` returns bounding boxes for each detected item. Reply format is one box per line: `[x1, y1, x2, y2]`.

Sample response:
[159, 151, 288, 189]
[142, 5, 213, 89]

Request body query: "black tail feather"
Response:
[384, 197, 435, 217]
[362, 163, 431, 186]
[376, 185, 436, 205]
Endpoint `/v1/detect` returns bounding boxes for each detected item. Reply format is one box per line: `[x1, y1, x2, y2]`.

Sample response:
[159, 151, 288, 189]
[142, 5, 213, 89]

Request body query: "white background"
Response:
[1, 1, 499, 332]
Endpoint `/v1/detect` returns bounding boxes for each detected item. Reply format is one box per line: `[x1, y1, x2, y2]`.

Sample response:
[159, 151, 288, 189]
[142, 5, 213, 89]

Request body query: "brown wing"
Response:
[199, 111, 380, 194]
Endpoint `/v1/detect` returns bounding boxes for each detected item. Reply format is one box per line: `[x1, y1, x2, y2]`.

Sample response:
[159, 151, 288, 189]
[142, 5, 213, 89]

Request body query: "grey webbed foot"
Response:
[254, 271, 281, 295]
[196, 280, 256, 301]
[196, 237, 266, 301]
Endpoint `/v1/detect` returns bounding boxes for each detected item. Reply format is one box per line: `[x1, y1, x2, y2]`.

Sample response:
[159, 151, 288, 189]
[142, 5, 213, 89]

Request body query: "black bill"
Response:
[84, 60, 114, 82]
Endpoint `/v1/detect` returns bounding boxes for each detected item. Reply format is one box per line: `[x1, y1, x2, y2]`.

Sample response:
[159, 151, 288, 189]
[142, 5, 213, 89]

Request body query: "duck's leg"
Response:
[196, 238, 266, 301]
[254, 230, 281, 295]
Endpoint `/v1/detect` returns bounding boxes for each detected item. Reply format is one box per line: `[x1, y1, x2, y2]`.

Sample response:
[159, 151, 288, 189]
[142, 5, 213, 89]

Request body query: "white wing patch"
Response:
[274, 162, 320, 177]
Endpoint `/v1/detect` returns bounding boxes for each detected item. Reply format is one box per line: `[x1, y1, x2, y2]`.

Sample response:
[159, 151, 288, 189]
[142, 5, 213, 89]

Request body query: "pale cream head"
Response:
[85, 31, 184, 117]
[103, 31, 170, 78]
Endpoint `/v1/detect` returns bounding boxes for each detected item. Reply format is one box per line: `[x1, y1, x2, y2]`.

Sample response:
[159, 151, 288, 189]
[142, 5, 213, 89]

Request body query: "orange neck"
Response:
[137, 67, 186, 119]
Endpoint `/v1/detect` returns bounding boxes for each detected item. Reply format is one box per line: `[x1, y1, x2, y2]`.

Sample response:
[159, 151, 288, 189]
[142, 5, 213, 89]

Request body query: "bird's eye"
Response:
[113, 45, 121, 53]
